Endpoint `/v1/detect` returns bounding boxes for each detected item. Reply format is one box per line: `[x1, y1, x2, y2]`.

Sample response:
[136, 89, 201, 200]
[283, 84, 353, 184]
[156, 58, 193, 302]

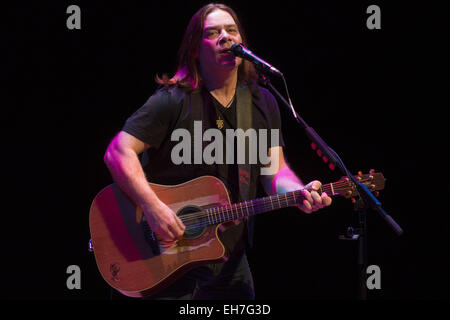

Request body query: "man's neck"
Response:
[201, 67, 238, 100]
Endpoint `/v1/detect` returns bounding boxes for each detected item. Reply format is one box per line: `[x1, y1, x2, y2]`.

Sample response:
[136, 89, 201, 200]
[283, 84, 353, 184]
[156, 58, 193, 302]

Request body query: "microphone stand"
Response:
[258, 73, 403, 300]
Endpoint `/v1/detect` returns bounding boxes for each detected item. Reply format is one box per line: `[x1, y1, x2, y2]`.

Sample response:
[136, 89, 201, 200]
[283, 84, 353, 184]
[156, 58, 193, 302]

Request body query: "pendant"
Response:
[216, 118, 224, 130]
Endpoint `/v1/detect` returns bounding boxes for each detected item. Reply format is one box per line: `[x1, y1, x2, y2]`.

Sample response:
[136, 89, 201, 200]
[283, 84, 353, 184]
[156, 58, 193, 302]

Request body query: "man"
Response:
[104, 3, 332, 299]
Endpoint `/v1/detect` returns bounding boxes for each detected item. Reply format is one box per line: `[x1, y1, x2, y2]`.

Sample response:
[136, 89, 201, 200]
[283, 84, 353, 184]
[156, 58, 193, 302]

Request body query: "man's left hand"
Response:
[298, 180, 332, 214]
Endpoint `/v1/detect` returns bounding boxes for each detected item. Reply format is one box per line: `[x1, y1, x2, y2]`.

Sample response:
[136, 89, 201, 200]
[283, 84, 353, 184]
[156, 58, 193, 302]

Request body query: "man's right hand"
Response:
[143, 201, 186, 242]
[104, 131, 186, 245]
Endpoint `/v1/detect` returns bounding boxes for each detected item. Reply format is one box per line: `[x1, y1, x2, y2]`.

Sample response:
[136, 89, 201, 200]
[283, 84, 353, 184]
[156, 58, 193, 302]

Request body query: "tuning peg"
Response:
[369, 169, 375, 174]
[351, 197, 357, 204]
[328, 163, 335, 171]
[322, 156, 329, 164]
[311, 142, 317, 150]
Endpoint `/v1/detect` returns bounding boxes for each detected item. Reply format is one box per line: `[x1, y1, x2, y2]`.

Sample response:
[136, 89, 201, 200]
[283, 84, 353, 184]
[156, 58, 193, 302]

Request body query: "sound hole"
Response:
[177, 205, 207, 239]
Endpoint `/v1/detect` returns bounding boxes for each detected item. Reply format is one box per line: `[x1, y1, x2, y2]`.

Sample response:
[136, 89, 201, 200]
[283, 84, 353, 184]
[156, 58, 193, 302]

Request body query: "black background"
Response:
[3, 0, 449, 302]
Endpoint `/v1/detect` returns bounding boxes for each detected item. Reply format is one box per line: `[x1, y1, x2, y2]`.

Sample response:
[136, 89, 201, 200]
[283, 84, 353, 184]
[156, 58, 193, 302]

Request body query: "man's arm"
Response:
[260, 146, 332, 214]
[104, 131, 185, 240]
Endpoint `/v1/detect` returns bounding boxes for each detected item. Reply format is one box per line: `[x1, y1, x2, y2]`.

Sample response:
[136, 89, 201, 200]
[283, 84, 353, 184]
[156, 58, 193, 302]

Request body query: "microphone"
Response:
[230, 43, 283, 77]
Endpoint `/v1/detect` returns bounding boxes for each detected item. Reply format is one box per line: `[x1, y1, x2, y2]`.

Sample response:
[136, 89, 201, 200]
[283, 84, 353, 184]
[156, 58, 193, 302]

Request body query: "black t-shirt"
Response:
[123, 84, 284, 189]
[122, 82, 284, 255]
[209, 93, 240, 203]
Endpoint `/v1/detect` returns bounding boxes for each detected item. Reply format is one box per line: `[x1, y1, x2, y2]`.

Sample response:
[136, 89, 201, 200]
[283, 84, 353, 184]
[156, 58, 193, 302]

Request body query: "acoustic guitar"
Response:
[89, 172, 385, 297]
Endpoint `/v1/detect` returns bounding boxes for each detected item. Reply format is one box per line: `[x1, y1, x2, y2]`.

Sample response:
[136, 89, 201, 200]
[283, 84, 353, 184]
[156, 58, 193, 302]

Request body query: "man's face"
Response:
[199, 9, 243, 71]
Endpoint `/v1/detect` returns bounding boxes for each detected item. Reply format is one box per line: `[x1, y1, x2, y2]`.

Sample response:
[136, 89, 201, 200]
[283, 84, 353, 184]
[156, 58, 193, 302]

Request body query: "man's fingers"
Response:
[301, 199, 313, 214]
[302, 189, 313, 204]
[168, 221, 184, 239]
[175, 215, 186, 233]
[310, 191, 323, 207]
[322, 192, 332, 206]
[311, 181, 322, 192]
[300, 188, 332, 214]
[302, 189, 323, 212]
[162, 228, 176, 241]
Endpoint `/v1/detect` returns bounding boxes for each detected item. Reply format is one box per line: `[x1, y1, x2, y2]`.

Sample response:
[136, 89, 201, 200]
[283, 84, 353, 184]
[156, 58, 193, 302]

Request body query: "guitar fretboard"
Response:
[175, 172, 384, 230]
[204, 190, 298, 225]
[202, 182, 342, 225]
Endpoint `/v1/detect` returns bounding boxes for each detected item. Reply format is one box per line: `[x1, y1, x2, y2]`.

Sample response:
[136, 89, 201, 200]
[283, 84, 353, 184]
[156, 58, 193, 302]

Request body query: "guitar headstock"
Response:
[331, 170, 386, 199]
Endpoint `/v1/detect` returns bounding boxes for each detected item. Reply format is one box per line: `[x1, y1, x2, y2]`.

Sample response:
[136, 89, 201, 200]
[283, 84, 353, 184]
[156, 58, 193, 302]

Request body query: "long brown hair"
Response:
[156, 3, 258, 91]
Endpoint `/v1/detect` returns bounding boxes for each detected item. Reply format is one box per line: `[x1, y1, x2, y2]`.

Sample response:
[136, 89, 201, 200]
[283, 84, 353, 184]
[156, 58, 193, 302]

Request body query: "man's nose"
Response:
[218, 30, 232, 44]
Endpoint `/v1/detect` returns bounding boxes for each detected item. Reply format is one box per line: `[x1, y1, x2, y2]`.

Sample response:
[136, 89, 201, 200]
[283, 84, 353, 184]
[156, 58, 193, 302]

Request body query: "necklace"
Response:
[215, 95, 235, 130]
[216, 116, 224, 130]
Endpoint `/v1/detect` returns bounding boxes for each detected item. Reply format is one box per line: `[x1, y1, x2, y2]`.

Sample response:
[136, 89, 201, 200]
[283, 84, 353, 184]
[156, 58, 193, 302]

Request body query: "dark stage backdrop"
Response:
[3, 0, 449, 302]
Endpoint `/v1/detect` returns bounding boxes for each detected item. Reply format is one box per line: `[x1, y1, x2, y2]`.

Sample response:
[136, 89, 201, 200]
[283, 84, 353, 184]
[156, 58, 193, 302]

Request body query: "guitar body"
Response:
[90, 171, 386, 298]
[89, 176, 232, 298]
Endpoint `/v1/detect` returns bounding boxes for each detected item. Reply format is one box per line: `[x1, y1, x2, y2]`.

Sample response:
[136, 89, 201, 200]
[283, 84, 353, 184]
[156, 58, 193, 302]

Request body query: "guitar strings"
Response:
[181, 197, 320, 230]
[178, 180, 360, 223]
[177, 179, 377, 230]
[181, 195, 324, 231]
[179, 193, 325, 230]
[181, 182, 356, 222]
[182, 195, 296, 230]
[178, 181, 366, 228]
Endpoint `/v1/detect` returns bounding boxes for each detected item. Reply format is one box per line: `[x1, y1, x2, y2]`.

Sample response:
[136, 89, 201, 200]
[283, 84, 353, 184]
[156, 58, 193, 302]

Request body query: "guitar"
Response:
[89, 171, 385, 298]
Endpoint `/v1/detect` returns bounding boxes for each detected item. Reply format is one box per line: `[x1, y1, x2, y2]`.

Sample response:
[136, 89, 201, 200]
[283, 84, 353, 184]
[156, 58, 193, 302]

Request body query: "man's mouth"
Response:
[219, 47, 233, 54]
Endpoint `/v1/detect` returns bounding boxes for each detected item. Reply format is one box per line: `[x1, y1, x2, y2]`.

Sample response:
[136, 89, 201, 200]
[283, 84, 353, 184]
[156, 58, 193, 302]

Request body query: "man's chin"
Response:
[218, 56, 241, 69]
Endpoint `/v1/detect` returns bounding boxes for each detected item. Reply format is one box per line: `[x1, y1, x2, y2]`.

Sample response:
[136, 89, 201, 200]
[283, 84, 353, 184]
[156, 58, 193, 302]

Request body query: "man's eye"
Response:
[206, 30, 219, 38]
[227, 28, 238, 34]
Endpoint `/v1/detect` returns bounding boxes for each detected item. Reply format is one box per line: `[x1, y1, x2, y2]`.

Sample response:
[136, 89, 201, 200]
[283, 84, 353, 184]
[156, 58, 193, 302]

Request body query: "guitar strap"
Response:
[235, 83, 253, 202]
[235, 83, 255, 247]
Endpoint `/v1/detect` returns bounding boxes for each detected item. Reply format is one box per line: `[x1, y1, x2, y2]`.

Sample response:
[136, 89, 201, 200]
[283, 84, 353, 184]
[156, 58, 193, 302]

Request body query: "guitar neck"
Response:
[203, 182, 338, 226]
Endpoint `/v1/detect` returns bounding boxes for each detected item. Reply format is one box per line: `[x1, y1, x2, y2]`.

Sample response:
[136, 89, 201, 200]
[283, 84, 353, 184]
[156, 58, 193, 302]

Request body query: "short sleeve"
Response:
[122, 87, 182, 149]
